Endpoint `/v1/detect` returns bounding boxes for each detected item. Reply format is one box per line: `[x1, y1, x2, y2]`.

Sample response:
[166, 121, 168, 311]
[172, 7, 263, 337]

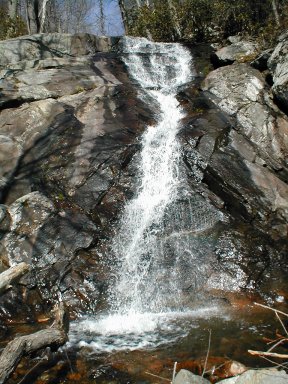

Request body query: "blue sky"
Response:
[92, 0, 125, 36]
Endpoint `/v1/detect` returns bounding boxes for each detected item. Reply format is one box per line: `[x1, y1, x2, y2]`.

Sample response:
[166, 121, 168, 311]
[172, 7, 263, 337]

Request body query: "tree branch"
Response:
[248, 350, 288, 359]
[0, 262, 30, 295]
[0, 302, 69, 384]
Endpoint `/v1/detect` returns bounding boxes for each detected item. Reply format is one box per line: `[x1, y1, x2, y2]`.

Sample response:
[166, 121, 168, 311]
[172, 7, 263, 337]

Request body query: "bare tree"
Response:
[26, 0, 40, 33]
[118, 0, 129, 33]
[39, 0, 49, 32]
[99, 0, 105, 34]
[271, 0, 280, 26]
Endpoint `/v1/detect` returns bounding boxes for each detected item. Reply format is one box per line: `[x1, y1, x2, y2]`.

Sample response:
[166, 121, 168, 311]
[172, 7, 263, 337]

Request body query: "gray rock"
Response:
[219, 368, 288, 383]
[173, 369, 210, 384]
[227, 36, 242, 44]
[0, 190, 98, 305]
[268, 33, 288, 111]
[0, 33, 119, 68]
[1, 191, 55, 265]
[251, 49, 273, 71]
[202, 63, 288, 171]
[0, 57, 113, 105]
[211, 41, 259, 67]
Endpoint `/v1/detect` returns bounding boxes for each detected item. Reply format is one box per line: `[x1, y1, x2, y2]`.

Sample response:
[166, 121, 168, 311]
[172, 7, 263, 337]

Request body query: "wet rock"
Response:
[173, 369, 210, 384]
[268, 33, 288, 112]
[0, 190, 98, 307]
[211, 41, 259, 68]
[1, 191, 55, 265]
[0, 35, 155, 315]
[219, 368, 288, 383]
[0, 33, 118, 68]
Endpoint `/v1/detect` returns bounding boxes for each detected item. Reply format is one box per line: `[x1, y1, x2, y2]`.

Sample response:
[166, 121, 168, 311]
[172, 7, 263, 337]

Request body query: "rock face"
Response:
[268, 32, 288, 112]
[0, 33, 118, 67]
[0, 33, 153, 318]
[201, 63, 288, 238]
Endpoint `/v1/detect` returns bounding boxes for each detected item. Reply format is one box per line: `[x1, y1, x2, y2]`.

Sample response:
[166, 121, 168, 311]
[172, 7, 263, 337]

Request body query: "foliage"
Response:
[0, 6, 27, 40]
[126, 0, 288, 47]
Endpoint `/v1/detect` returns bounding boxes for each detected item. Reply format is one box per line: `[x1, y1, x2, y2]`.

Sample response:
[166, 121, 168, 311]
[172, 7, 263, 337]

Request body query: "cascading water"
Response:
[69, 37, 225, 352]
[108, 38, 192, 314]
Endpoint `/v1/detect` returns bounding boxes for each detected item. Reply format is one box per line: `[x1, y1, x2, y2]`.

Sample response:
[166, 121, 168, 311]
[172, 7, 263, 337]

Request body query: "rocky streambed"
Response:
[0, 32, 287, 383]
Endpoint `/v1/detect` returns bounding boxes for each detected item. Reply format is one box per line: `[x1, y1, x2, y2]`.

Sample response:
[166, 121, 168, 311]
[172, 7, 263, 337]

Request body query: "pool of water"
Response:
[4, 299, 288, 384]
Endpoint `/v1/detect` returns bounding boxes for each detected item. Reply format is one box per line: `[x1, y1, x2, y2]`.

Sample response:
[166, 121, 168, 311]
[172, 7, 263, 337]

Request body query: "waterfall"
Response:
[69, 37, 224, 352]
[108, 37, 193, 314]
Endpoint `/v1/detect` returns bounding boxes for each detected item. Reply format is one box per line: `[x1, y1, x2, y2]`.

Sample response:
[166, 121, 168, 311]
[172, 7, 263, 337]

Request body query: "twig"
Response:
[275, 312, 288, 337]
[144, 371, 171, 382]
[17, 351, 49, 384]
[267, 337, 284, 345]
[260, 356, 288, 371]
[204, 360, 230, 374]
[248, 350, 288, 359]
[172, 362, 177, 383]
[267, 338, 288, 353]
[202, 329, 211, 377]
[254, 303, 288, 318]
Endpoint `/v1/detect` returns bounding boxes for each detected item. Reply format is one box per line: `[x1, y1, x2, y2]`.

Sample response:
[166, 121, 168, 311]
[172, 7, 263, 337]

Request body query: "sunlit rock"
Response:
[211, 41, 259, 68]
[268, 32, 288, 112]
[173, 369, 210, 384]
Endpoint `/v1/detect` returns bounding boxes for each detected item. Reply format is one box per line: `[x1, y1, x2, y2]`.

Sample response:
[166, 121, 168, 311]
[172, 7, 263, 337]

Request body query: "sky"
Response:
[92, 0, 125, 36]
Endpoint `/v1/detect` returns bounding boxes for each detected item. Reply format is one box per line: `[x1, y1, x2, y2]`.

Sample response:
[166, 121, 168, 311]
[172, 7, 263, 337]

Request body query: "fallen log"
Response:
[0, 262, 30, 295]
[0, 302, 68, 384]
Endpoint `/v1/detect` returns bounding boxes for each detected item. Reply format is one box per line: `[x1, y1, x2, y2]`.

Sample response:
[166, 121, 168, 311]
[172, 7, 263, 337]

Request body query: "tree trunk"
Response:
[39, 0, 49, 32]
[118, 0, 129, 34]
[8, 0, 18, 18]
[0, 262, 30, 295]
[99, 0, 105, 35]
[167, 0, 181, 40]
[271, 0, 280, 26]
[26, 0, 40, 34]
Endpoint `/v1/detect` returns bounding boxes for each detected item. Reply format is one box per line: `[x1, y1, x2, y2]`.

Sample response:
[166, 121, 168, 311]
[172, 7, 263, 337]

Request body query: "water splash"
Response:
[69, 307, 222, 353]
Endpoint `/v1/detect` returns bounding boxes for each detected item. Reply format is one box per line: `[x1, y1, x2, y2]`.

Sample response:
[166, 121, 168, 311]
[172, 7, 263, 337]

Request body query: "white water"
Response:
[108, 37, 193, 315]
[70, 37, 225, 352]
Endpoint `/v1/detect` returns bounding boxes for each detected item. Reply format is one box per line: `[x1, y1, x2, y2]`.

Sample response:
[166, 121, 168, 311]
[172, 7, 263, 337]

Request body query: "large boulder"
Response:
[0, 33, 119, 68]
[0, 56, 119, 106]
[211, 41, 259, 67]
[202, 63, 288, 171]
[268, 32, 288, 111]
[201, 63, 288, 238]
